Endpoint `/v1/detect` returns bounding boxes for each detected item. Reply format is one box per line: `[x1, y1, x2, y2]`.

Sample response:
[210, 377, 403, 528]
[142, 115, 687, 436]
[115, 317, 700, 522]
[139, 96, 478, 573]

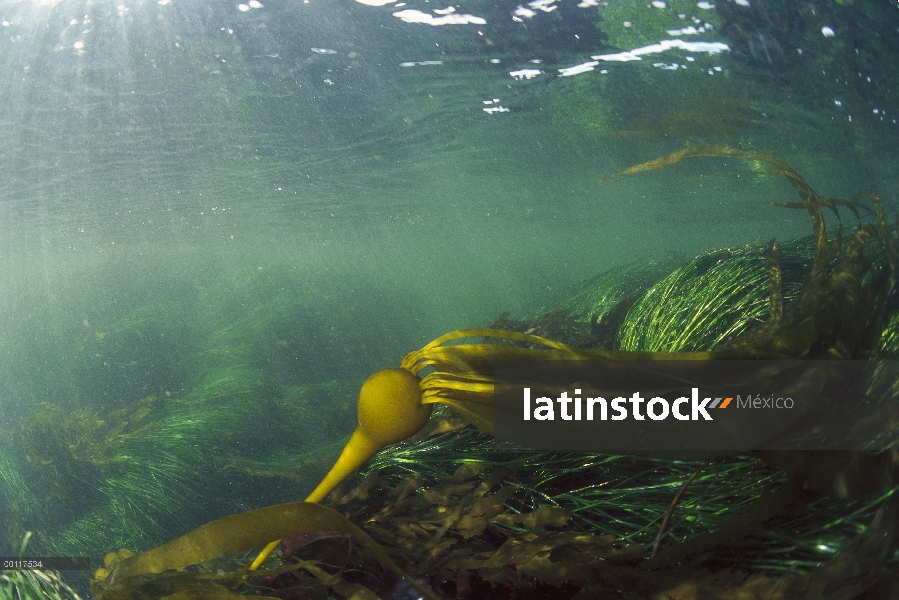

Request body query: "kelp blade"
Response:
[94, 501, 438, 600]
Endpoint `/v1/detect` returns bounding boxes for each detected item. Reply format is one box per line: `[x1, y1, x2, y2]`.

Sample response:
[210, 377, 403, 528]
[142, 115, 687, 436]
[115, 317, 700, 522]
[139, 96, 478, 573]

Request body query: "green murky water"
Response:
[1, 0, 898, 593]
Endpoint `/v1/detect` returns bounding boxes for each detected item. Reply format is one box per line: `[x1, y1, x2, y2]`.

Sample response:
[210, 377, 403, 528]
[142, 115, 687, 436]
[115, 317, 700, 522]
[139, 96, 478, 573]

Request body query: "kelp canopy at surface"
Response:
[88, 146, 899, 600]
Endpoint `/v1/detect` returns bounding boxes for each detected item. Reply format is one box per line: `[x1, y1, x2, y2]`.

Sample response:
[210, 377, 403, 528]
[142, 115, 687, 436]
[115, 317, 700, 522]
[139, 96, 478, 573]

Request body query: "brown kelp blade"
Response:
[601, 145, 895, 310]
[599, 144, 743, 183]
[92, 502, 440, 600]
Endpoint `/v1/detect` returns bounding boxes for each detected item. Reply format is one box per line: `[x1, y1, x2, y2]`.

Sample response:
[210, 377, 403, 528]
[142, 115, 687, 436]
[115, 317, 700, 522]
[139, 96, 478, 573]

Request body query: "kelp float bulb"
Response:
[249, 368, 430, 575]
[248, 368, 431, 575]
[305, 368, 431, 503]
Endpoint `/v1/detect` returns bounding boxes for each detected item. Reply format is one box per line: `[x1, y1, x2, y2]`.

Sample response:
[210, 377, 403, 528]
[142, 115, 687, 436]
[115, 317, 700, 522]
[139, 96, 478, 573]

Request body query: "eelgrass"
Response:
[880, 303, 899, 356]
[363, 422, 899, 575]
[47, 373, 275, 558]
[0, 569, 84, 600]
[12, 258, 391, 579]
[44, 371, 359, 560]
[20, 196, 899, 589]
[355, 227, 898, 576]
[528, 257, 676, 324]
[618, 237, 815, 352]
[743, 487, 898, 573]
[0, 449, 34, 554]
[46, 416, 206, 558]
[0, 533, 84, 600]
[363, 427, 776, 547]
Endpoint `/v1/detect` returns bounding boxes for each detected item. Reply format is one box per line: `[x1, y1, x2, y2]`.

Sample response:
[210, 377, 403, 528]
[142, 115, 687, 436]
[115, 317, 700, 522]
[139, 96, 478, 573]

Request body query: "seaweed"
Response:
[617, 240, 811, 352]
[0, 533, 85, 600]
[90, 147, 899, 599]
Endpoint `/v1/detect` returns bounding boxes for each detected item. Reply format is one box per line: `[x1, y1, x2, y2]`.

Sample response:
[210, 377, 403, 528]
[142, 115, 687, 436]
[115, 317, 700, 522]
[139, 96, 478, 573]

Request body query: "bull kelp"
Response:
[88, 147, 899, 599]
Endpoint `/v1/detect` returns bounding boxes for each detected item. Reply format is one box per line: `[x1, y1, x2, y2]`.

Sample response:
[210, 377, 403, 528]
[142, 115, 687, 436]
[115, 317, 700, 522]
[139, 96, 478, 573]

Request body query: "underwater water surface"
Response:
[1, 0, 899, 596]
